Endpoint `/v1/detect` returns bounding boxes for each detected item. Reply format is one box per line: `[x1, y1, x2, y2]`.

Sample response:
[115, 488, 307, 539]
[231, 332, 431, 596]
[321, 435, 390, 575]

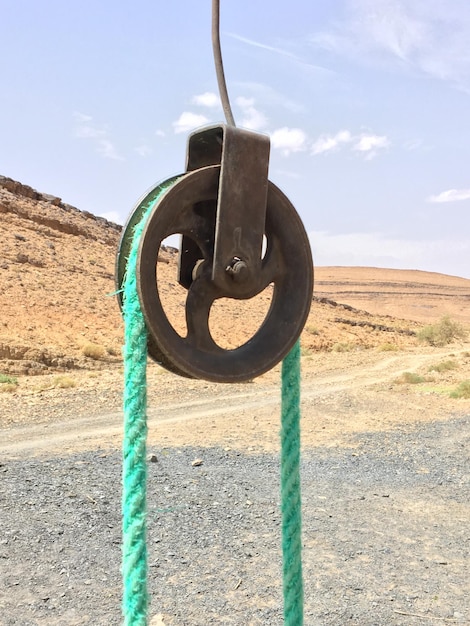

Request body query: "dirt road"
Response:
[1, 345, 469, 458]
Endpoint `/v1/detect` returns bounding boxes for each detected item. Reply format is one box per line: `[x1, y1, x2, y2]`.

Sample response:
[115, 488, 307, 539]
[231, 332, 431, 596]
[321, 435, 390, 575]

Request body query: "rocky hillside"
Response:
[2, 174, 467, 375]
[0, 176, 123, 373]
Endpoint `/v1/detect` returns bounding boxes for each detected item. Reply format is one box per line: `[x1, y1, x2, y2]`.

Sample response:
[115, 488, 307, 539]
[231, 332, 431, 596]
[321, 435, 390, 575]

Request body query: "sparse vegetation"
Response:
[417, 316, 467, 347]
[82, 343, 105, 360]
[0, 373, 18, 384]
[0, 373, 18, 392]
[53, 375, 76, 389]
[332, 342, 354, 353]
[35, 376, 77, 391]
[419, 383, 454, 396]
[449, 380, 470, 399]
[378, 342, 399, 352]
[305, 325, 320, 336]
[106, 345, 120, 357]
[428, 360, 458, 373]
[397, 371, 426, 384]
[0, 384, 17, 393]
[300, 345, 314, 358]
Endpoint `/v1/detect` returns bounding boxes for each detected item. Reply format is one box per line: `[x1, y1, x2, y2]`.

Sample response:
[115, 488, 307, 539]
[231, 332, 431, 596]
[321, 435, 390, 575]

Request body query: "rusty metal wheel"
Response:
[134, 165, 313, 383]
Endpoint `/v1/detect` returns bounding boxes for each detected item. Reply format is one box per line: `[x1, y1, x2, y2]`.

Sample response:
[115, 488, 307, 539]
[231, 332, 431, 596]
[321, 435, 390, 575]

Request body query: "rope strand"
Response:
[121, 184, 174, 625]
[281, 340, 304, 625]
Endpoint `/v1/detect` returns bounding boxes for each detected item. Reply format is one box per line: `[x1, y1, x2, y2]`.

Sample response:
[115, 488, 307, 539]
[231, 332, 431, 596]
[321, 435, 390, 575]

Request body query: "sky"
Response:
[1, 0, 470, 279]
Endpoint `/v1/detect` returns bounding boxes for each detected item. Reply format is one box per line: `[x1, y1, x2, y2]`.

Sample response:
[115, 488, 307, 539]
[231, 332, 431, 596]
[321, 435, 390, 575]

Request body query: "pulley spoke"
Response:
[184, 273, 221, 353]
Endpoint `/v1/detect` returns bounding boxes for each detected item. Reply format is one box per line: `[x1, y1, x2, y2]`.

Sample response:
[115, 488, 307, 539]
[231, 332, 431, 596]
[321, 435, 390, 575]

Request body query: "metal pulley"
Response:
[116, 124, 313, 383]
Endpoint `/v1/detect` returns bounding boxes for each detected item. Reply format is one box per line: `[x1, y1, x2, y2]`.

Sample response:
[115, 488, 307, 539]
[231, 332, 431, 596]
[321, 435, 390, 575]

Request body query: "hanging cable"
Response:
[212, 0, 236, 127]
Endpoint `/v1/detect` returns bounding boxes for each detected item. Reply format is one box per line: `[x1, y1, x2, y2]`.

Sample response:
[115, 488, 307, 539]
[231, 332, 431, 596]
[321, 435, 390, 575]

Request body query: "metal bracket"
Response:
[178, 124, 270, 296]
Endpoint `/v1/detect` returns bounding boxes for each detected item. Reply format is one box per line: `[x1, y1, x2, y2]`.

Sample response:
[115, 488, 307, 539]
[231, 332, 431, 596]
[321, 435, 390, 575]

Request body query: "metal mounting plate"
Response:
[179, 124, 270, 296]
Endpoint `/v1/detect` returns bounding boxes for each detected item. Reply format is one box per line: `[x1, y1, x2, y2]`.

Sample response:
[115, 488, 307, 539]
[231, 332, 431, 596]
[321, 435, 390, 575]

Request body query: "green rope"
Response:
[121, 184, 173, 626]
[122, 218, 150, 625]
[280, 340, 304, 625]
[121, 188, 304, 624]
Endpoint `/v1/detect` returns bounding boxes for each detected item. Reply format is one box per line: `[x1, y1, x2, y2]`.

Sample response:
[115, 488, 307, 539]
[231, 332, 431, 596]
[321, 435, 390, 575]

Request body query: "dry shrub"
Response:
[396, 371, 426, 384]
[82, 343, 105, 360]
[0, 373, 18, 393]
[450, 380, 470, 399]
[332, 342, 353, 353]
[0, 382, 18, 393]
[379, 342, 399, 352]
[428, 360, 458, 373]
[305, 325, 320, 336]
[53, 375, 76, 389]
[417, 316, 467, 347]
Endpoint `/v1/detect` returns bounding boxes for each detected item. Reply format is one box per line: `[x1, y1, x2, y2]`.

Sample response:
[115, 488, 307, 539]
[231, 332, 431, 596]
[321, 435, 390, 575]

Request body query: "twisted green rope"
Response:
[121, 184, 174, 626]
[122, 218, 150, 626]
[281, 340, 304, 625]
[122, 189, 304, 624]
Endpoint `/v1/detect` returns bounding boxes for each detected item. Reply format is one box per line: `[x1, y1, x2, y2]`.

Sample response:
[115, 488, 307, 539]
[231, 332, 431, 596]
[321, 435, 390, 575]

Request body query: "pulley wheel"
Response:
[116, 174, 180, 310]
[136, 165, 313, 383]
[115, 174, 192, 377]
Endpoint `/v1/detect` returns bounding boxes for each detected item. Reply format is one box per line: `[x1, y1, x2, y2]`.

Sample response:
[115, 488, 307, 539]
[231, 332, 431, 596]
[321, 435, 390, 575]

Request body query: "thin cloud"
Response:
[96, 140, 123, 161]
[228, 32, 329, 71]
[310, 0, 470, 92]
[353, 133, 390, 159]
[235, 97, 267, 131]
[234, 81, 304, 114]
[172, 112, 209, 134]
[428, 189, 470, 203]
[73, 112, 93, 124]
[270, 127, 307, 156]
[312, 130, 352, 155]
[403, 139, 423, 151]
[134, 145, 153, 158]
[228, 32, 299, 57]
[192, 92, 221, 108]
[73, 113, 124, 161]
[312, 130, 389, 159]
[75, 126, 105, 140]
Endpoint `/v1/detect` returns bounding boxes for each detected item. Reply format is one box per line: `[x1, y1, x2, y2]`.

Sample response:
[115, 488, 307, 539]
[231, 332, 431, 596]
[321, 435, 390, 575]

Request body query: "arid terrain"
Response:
[0, 175, 469, 625]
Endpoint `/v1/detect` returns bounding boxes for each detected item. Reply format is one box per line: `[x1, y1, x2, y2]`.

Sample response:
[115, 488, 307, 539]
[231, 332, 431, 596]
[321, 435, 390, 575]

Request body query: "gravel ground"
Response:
[1, 414, 469, 625]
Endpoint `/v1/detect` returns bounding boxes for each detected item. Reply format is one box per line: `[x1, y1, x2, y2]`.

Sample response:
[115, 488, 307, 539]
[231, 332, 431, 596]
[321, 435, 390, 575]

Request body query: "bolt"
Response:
[226, 257, 248, 282]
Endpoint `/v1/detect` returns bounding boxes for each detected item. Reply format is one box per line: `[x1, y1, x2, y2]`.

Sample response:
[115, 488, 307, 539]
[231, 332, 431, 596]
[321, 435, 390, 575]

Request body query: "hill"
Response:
[1, 175, 469, 375]
[315, 266, 469, 324]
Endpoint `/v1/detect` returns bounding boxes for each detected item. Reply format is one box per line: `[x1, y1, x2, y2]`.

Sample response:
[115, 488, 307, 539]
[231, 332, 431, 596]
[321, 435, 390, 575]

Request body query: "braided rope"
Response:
[122, 188, 304, 624]
[121, 184, 173, 625]
[281, 340, 304, 625]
